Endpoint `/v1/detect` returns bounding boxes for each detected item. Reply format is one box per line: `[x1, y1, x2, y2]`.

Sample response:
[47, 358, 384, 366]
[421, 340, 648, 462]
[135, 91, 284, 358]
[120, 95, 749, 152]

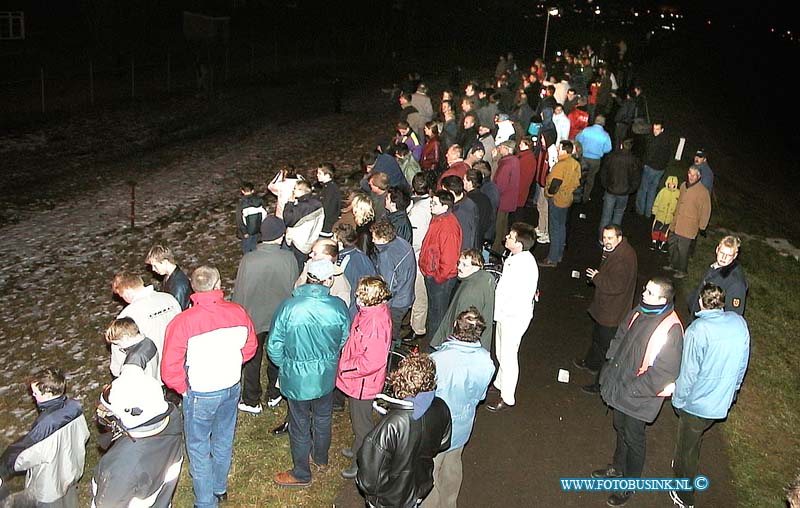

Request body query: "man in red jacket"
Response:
[161, 265, 257, 508]
[419, 190, 463, 340]
[491, 141, 520, 253]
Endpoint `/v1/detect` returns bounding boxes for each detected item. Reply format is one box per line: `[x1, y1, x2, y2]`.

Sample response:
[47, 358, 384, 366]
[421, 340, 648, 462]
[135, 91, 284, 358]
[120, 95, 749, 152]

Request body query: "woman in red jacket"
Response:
[420, 121, 443, 172]
[335, 276, 393, 480]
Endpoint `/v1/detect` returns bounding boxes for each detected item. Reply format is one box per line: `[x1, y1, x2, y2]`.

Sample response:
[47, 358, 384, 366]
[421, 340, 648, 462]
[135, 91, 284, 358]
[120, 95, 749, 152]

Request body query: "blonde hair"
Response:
[351, 191, 375, 226]
[191, 265, 220, 292]
[719, 235, 741, 252]
[145, 245, 175, 265]
[111, 272, 144, 295]
[356, 276, 392, 307]
[105, 317, 140, 344]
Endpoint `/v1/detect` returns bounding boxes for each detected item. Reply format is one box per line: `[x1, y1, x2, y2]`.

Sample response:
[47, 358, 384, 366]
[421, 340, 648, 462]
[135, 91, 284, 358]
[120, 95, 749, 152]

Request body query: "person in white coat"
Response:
[487, 223, 539, 411]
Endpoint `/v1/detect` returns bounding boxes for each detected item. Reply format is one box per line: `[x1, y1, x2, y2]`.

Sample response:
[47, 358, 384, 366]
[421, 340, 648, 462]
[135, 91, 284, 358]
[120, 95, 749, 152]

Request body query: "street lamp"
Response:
[542, 7, 560, 61]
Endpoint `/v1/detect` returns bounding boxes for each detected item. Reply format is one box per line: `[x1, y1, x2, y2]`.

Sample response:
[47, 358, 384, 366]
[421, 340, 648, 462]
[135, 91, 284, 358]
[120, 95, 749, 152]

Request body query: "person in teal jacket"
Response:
[268, 259, 351, 488]
[668, 283, 750, 508]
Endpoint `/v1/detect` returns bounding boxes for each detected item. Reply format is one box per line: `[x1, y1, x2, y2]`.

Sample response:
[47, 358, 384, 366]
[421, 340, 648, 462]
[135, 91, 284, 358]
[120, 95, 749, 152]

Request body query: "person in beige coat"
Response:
[664, 166, 711, 278]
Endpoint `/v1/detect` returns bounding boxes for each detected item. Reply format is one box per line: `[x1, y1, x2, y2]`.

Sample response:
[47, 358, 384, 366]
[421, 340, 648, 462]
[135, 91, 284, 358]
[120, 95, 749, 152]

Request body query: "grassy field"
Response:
[662, 155, 800, 507]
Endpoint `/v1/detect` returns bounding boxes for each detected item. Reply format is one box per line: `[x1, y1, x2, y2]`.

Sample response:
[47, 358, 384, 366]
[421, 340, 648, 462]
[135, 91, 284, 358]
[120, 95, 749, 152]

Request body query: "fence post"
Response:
[131, 56, 135, 98]
[40, 66, 45, 113]
[128, 181, 136, 229]
[89, 60, 95, 106]
[166, 53, 171, 93]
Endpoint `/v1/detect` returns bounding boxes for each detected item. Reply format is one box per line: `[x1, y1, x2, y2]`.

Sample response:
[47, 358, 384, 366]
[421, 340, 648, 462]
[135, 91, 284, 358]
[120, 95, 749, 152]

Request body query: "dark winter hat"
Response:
[695, 149, 707, 158]
[470, 144, 486, 154]
[261, 216, 286, 241]
[496, 113, 511, 122]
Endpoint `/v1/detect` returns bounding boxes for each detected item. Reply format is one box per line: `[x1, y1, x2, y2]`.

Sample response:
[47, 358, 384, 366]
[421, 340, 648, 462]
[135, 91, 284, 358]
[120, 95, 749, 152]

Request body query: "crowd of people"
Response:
[0, 42, 759, 508]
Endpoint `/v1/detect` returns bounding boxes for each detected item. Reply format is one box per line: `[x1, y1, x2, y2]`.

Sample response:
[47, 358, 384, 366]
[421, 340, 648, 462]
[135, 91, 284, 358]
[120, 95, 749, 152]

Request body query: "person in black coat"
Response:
[357, 354, 451, 508]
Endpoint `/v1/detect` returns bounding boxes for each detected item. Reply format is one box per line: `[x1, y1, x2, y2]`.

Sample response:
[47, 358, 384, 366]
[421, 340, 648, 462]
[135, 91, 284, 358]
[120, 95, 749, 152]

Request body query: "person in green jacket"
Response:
[429, 249, 497, 351]
[268, 259, 351, 488]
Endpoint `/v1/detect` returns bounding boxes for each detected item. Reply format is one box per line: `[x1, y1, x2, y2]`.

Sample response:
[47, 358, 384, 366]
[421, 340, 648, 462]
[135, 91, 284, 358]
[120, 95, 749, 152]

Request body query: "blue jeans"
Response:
[424, 276, 457, 337]
[599, 192, 629, 238]
[546, 199, 569, 263]
[635, 165, 664, 217]
[184, 383, 241, 508]
[288, 391, 334, 482]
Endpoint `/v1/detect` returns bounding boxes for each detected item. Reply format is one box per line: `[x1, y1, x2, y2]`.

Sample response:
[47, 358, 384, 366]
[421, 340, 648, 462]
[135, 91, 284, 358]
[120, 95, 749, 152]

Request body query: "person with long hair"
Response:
[420, 121, 443, 172]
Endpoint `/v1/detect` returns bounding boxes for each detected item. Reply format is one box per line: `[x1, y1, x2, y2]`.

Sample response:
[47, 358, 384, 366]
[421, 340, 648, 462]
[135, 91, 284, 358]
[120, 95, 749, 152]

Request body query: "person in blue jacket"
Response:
[669, 282, 750, 508]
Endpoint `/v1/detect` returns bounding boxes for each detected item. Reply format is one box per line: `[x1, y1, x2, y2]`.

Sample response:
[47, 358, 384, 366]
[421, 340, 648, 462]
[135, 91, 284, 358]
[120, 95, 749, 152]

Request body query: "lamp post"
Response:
[542, 7, 560, 61]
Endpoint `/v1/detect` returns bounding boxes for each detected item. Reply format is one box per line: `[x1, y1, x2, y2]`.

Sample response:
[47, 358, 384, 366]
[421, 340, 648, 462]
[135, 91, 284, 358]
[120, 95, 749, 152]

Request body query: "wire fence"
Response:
[0, 38, 293, 118]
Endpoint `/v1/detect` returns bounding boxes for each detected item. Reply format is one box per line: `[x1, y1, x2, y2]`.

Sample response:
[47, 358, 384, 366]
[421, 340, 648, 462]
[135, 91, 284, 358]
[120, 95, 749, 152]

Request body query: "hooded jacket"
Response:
[651, 176, 680, 224]
[284, 194, 325, 255]
[1, 396, 89, 504]
[91, 405, 183, 508]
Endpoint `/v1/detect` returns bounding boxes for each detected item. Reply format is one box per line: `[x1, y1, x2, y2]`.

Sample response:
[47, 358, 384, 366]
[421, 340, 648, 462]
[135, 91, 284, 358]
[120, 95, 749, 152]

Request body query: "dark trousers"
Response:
[241, 331, 280, 406]
[584, 322, 617, 372]
[424, 276, 457, 339]
[673, 409, 715, 505]
[612, 409, 647, 479]
[668, 233, 693, 274]
[288, 391, 334, 482]
[390, 306, 409, 349]
[348, 397, 375, 466]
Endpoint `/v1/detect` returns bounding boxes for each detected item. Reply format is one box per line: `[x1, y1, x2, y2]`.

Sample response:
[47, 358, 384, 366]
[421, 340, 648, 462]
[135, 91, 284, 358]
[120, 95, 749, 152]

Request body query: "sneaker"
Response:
[341, 447, 354, 459]
[537, 259, 558, 268]
[341, 464, 358, 479]
[607, 491, 634, 506]
[673, 271, 687, 279]
[215, 492, 228, 503]
[662, 265, 675, 272]
[591, 465, 623, 478]
[267, 395, 283, 408]
[649, 242, 657, 251]
[535, 227, 543, 236]
[237, 402, 262, 414]
[537, 234, 550, 244]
